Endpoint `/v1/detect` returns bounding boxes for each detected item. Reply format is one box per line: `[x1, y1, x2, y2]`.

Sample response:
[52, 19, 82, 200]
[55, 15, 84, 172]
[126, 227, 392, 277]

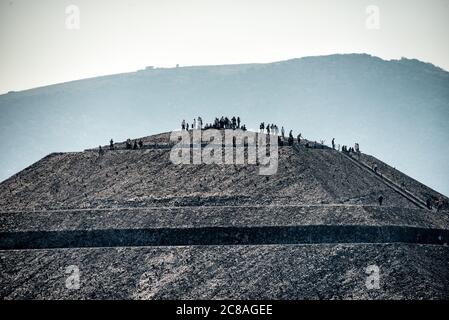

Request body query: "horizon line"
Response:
[1, 53, 448, 96]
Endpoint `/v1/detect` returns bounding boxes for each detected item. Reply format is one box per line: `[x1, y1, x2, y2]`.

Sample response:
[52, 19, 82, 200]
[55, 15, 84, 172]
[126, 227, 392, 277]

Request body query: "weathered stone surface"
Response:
[0, 145, 418, 211]
[1, 244, 448, 300]
[0, 133, 448, 299]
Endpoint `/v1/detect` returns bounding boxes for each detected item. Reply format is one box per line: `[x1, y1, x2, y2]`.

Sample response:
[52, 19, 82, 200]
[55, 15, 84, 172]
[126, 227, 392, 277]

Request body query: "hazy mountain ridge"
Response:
[0, 54, 448, 195]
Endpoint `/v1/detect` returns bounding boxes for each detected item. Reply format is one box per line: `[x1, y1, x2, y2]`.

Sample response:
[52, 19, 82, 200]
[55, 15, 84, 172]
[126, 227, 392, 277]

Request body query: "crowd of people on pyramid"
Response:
[101, 116, 366, 155]
[98, 116, 447, 213]
[180, 117, 304, 146]
[98, 138, 144, 155]
[341, 144, 359, 154]
[181, 116, 247, 131]
[259, 122, 282, 135]
[124, 138, 144, 150]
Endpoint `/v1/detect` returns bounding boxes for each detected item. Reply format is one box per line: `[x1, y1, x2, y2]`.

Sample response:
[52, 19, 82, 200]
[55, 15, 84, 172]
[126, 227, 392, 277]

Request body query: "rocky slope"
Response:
[0, 133, 418, 211]
[2, 244, 448, 300]
[1, 132, 448, 299]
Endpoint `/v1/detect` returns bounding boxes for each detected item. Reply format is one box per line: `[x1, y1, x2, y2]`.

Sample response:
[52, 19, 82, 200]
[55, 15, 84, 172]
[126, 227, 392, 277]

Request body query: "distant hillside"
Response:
[0, 54, 448, 195]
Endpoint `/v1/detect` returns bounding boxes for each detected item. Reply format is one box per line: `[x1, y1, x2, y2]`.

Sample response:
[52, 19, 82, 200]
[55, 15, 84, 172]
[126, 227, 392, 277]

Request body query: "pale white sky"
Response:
[1, 0, 449, 94]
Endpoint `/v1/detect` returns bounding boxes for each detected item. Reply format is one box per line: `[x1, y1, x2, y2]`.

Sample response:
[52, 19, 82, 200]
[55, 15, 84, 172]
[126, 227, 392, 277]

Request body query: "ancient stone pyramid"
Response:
[1, 131, 448, 299]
